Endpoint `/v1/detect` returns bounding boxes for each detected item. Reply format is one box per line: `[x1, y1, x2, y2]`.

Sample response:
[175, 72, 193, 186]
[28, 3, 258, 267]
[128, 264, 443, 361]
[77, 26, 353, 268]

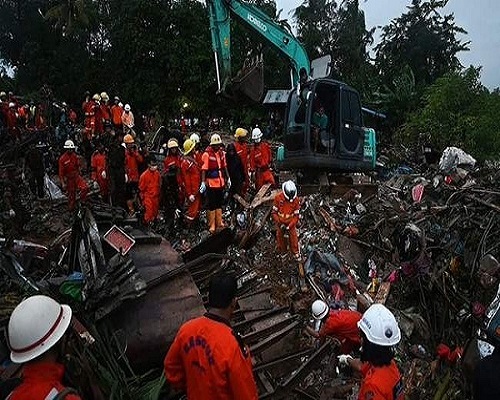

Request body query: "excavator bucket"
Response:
[231, 54, 265, 102]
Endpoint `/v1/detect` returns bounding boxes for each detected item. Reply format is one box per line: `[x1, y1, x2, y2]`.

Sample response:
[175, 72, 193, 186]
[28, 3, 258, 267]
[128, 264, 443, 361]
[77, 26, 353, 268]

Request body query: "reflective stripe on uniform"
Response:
[44, 388, 59, 400]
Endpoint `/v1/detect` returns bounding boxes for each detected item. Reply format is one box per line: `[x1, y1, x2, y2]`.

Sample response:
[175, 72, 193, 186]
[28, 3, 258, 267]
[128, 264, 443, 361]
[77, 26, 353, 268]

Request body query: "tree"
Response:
[402, 67, 500, 161]
[375, 0, 469, 88]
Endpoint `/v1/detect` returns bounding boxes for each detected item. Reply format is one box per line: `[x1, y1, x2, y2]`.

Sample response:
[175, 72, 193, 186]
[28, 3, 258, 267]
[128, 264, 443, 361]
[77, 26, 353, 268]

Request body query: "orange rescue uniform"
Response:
[164, 314, 259, 400]
[139, 168, 162, 222]
[358, 360, 404, 400]
[83, 101, 96, 139]
[59, 151, 88, 211]
[180, 156, 202, 222]
[91, 151, 109, 198]
[319, 310, 362, 354]
[111, 104, 123, 127]
[7, 362, 81, 400]
[271, 192, 300, 256]
[125, 149, 144, 183]
[249, 141, 275, 189]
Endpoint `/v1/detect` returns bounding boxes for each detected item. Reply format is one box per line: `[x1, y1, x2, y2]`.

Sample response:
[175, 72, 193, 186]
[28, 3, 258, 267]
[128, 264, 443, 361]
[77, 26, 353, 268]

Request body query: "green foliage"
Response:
[402, 67, 500, 160]
[375, 0, 469, 88]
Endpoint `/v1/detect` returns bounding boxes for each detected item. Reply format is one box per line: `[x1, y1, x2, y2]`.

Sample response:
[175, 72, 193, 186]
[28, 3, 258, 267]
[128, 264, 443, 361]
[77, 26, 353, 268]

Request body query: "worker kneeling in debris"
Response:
[5, 295, 81, 400]
[200, 134, 231, 234]
[164, 273, 258, 400]
[337, 304, 404, 400]
[306, 300, 362, 354]
[272, 180, 300, 258]
[139, 157, 162, 224]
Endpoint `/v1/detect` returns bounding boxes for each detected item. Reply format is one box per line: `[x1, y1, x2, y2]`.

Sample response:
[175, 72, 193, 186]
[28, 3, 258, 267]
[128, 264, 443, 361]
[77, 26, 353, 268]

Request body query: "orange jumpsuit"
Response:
[83, 101, 96, 139]
[164, 314, 259, 400]
[125, 149, 144, 183]
[358, 360, 404, 400]
[249, 141, 275, 189]
[8, 361, 81, 400]
[319, 310, 362, 354]
[111, 104, 123, 128]
[193, 149, 204, 167]
[234, 141, 249, 195]
[180, 156, 201, 222]
[100, 103, 111, 127]
[271, 192, 300, 256]
[59, 151, 88, 210]
[91, 150, 109, 199]
[5, 108, 19, 139]
[139, 168, 161, 223]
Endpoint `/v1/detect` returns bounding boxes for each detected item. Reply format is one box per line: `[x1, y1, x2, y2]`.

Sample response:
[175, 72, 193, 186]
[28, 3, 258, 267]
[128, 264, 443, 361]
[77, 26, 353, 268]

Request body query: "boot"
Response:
[208, 210, 216, 234]
[215, 209, 225, 230]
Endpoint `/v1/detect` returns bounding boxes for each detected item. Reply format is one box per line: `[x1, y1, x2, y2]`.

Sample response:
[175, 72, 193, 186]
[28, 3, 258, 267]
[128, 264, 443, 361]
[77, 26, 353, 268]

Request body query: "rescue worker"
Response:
[180, 139, 201, 225]
[249, 127, 275, 190]
[200, 134, 231, 234]
[163, 138, 184, 206]
[271, 180, 300, 259]
[164, 273, 258, 400]
[226, 143, 246, 201]
[58, 140, 88, 211]
[234, 127, 249, 195]
[6, 295, 81, 400]
[108, 132, 126, 208]
[6, 102, 20, 141]
[122, 104, 135, 136]
[337, 304, 403, 400]
[99, 92, 112, 131]
[139, 157, 162, 225]
[124, 134, 144, 216]
[23, 142, 46, 199]
[111, 96, 123, 131]
[189, 133, 204, 166]
[90, 141, 109, 201]
[305, 300, 362, 354]
[83, 94, 99, 140]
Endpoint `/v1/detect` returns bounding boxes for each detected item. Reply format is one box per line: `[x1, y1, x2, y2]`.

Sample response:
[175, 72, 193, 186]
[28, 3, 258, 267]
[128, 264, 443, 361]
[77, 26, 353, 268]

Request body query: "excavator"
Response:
[207, 0, 378, 176]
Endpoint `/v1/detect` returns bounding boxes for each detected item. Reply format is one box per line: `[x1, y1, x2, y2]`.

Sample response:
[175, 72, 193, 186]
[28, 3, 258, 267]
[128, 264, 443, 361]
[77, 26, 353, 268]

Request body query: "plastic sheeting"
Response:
[439, 147, 476, 172]
[44, 174, 67, 200]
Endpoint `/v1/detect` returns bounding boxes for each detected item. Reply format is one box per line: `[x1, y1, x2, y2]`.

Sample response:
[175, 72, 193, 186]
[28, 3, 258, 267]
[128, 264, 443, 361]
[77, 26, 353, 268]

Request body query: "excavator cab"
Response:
[277, 78, 376, 173]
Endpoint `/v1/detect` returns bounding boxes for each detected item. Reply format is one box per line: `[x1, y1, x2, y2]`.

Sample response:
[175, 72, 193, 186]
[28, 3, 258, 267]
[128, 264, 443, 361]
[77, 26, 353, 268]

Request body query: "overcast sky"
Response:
[275, 0, 500, 89]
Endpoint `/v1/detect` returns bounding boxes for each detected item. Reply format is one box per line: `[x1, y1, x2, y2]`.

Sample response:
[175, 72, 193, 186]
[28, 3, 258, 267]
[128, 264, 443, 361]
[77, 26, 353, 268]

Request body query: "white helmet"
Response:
[124, 104, 131, 111]
[64, 140, 76, 149]
[190, 133, 200, 144]
[282, 180, 297, 201]
[252, 127, 263, 142]
[311, 300, 329, 320]
[8, 295, 72, 363]
[358, 304, 401, 346]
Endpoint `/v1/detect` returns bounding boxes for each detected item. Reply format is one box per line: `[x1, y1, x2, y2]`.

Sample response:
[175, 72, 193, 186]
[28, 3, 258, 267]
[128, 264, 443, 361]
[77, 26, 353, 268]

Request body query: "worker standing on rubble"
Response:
[271, 180, 300, 259]
[163, 138, 184, 206]
[337, 304, 403, 400]
[99, 92, 111, 130]
[5, 295, 81, 399]
[200, 134, 230, 234]
[164, 273, 258, 400]
[234, 127, 249, 195]
[121, 104, 135, 136]
[23, 142, 46, 199]
[139, 157, 162, 225]
[226, 143, 246, 202]
[189, 133, 204, 166]
[59, 140, 88, 211]
[305, 300, 362, 354]
[111, 96, 123, 131]
[124, 134, 144, 216]
[249, 127, 275, 190]
[108, 131, 126, 208]
[91, 141, 109, 201]
[180, 139, 201, 225]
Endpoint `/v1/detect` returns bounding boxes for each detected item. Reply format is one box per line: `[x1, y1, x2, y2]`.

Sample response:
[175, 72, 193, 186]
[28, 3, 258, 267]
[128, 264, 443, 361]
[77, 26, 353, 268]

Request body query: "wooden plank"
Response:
[373, 281, 391, 304]
[251, 189, 281, 209]
[249, 183, 272, 208]
[317, 207, 338, 232]
[234, 193, 250, 209]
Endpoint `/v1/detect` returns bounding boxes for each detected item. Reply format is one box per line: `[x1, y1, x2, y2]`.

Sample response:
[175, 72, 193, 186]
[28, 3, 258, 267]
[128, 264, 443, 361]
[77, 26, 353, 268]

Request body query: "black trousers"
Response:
[207, 187, 224, 211]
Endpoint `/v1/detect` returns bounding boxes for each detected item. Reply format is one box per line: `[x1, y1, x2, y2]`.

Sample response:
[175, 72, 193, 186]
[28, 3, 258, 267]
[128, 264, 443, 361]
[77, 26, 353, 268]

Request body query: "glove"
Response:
[101, 170, 107, 179]
[125, 174, 129, 183]
[226, 178, 232, 189]
[174, 209, 181, 219]
[188, 194, 195, 203]
[337, 354, 353, 366]
[8, 209, 15, 218]
[199, 182, 207, 194]
[92, 181, 99, 191]
[21, 172, 25, 180]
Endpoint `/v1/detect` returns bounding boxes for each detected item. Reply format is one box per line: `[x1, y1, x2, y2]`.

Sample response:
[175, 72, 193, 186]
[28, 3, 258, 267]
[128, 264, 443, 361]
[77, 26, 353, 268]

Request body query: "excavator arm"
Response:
[207, 0, 310, 100]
